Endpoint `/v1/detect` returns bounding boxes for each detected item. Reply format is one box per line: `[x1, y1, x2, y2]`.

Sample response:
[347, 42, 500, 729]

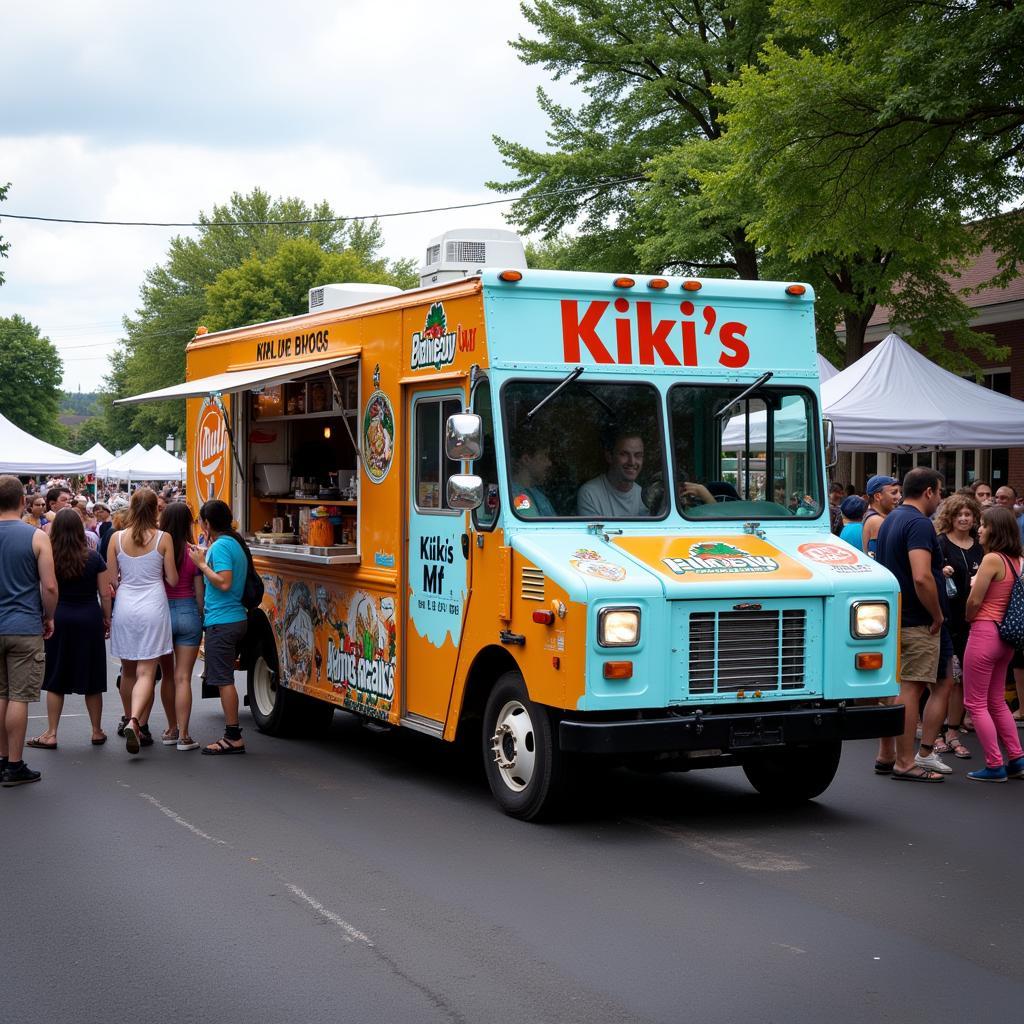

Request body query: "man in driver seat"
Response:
[577, 429, 648, 517]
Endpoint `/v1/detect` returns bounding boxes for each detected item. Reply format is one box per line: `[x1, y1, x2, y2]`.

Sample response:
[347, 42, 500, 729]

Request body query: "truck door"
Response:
[403, 387, 470, 727]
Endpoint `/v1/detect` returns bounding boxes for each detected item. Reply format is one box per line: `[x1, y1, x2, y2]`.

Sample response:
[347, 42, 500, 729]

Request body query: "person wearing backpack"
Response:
[188, 499, 253, 755]
[963, 505, 1024, 782]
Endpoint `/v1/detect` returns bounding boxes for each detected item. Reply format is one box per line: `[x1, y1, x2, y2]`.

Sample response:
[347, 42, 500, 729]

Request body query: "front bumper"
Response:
[559, 703, 905, 756]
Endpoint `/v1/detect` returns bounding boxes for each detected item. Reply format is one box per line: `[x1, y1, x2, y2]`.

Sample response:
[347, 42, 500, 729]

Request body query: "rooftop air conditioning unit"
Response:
[308, 282, 403, 313]
[418, 228, 526, 287]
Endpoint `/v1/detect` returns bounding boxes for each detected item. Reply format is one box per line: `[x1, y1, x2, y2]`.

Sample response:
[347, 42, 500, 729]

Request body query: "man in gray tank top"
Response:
[0, 475, 58, 787]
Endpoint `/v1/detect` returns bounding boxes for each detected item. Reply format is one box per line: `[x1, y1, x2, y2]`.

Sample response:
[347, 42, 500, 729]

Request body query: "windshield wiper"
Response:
[713, 371, 774, 420]
[527, 365, 584, 421]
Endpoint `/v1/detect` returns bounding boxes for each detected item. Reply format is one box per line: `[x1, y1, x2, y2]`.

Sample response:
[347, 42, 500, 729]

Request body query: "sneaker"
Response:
[139, 725, 154, 748]
[176, 737, 200, 752]
[967, 765, 1008, 783]
[124, 719, 141, 756]
[2, 763, 42, 787]
[914, 751, 953, 774]
[1006, 757, 1024, 779]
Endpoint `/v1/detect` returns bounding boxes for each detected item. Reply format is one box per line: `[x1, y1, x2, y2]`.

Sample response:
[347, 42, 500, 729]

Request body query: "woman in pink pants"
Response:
[963, 506, 1024, 782]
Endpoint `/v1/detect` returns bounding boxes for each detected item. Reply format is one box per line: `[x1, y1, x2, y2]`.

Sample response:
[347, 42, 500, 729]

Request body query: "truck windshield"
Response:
[667, 383, 824, 520]
[503, 379, 667, 520]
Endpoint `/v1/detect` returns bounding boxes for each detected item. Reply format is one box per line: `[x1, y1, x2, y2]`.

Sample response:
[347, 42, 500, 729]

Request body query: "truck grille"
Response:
[688, 608, 807, 695]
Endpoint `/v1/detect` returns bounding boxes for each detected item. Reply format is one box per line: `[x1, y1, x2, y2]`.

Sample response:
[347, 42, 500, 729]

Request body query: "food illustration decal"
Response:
[361, 390, 395, 483]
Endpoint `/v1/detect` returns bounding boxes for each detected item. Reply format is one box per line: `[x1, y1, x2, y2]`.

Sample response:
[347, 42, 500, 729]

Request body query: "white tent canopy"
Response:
[817, 353, 839, 383]
[80, 442, 115, 471]
[101, 442, 184, 482]
[822, 333, 1024, 452]
[0, 412, 97, 475]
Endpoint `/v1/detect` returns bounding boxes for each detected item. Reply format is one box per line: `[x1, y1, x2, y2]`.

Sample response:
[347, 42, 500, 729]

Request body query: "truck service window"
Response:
[668, 384, 823, 520]
[502, 379, 666, 520]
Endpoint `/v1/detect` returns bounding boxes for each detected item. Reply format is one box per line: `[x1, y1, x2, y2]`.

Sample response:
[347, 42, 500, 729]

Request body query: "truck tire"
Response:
[742, 740, 842, 803]
[247, 646, 333, 738]
[482, 670, 570, 821]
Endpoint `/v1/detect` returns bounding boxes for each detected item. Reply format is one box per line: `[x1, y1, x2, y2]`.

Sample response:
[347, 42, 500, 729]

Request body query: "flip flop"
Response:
[874, 760, 895, 775]
[892, 766, 944, 783]
[91, 734, 107, 746]
[201, 738, 246, 756]
[26, 737, 57, 750]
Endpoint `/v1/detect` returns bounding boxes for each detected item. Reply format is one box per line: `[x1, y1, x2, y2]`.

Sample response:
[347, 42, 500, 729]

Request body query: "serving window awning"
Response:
[115, 352, 360, 404]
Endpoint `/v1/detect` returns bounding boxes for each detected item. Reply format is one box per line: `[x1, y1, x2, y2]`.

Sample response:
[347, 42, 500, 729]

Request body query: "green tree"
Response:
[111, 189, 414, 446]
[490, 1, 777, 278]
[0, 314, 65, 443]
[0, 181, 10, 284]
[715, 0, 1021, 365]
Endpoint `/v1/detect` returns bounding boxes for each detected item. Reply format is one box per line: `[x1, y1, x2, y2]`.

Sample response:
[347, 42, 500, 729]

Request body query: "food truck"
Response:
[122, 232, 902, 819]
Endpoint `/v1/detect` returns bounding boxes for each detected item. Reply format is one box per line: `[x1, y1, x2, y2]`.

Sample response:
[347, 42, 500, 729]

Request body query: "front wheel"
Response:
[482, 670, 569, 821]
[742, 740, 842, 803]
[247, 648, 333, 738]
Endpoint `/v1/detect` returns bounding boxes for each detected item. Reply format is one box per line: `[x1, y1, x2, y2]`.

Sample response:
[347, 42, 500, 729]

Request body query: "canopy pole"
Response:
[212, 392, 246, 488]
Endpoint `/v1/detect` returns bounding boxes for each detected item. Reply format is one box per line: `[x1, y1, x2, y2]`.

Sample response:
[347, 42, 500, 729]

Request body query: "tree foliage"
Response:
[107, 189, 415, 448]
[490, 1, 777, 278]
[0, 314, 65, 444]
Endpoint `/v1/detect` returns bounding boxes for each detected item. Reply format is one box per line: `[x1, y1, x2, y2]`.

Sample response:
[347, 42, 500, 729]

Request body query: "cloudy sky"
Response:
[1, 0, 569, 391]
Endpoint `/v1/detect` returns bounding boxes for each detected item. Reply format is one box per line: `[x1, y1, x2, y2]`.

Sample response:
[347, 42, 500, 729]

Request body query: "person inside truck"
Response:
[510, 435, 557, 518]
[576, 429, 648, 517]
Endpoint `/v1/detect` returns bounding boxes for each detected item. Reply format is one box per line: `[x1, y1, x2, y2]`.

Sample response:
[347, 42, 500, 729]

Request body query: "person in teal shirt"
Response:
[510, 437, 557, 518]
[189, 499, 250, 755]
[839, 495, 867, 550]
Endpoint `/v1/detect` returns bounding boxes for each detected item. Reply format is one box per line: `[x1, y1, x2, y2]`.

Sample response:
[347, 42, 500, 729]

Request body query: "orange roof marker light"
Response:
[682, 280, 702, 292]
[499, 269, 523, 283]
[647, 278, 669, 290]
[786, 284, 807, 296]
[613, 277, 636, 288]
[195, 326, 208, 336]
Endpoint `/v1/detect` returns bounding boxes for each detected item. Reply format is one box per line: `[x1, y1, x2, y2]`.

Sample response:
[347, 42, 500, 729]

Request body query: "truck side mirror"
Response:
[823, 418, 838, 469]
[445, 413, 484, 461]
[447, 474, 483, 510]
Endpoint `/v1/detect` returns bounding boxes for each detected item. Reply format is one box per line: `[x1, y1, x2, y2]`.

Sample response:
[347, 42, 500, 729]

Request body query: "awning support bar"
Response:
[212, 392, 246, 488]
[328, 368, 361, 464]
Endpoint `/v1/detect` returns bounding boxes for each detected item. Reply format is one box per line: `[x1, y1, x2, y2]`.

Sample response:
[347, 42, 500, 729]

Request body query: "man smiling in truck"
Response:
[577, 429, 648, 517]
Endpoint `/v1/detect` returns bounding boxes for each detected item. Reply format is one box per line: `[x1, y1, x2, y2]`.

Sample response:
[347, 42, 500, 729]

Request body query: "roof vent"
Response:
[418, 228, 526, 288]
[308, 283, 403, 313]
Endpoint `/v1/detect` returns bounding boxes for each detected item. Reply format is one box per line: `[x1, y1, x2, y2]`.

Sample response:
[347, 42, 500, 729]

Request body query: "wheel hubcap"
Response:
[490, 699, 536, 792]
[252, 657, 277, 717]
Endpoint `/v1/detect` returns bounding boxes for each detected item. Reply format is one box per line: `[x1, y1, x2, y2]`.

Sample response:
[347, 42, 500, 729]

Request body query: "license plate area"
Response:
[730, 722, 785, 749]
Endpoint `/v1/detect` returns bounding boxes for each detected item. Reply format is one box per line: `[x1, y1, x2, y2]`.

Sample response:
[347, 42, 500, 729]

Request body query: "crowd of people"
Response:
[0, 474, 254, 787]
[830, 470, 1024, 783]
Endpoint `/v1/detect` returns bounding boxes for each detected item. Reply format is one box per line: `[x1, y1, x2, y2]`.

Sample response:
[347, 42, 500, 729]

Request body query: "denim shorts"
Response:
[168, 597, 203, 648]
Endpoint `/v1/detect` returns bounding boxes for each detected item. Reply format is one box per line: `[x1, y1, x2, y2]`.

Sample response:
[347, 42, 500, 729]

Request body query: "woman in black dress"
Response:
[26, 508, 112, 749]
[935, 493, 983, 757]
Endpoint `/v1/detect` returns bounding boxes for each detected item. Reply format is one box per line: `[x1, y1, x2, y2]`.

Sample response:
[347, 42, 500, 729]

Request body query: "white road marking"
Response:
[138, 792, 229, 846]
[28, 713, 87, 719]
[775, 943, 807, 954]
[284, 883, 375, 947]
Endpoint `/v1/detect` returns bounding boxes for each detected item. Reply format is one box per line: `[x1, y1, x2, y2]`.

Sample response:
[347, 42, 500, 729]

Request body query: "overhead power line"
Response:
[0, 176, 646, 228]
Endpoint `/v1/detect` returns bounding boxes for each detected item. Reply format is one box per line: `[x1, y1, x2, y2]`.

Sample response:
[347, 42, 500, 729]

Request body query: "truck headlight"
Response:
[851, 601, 889, 638]
[598, 607, 641, 647]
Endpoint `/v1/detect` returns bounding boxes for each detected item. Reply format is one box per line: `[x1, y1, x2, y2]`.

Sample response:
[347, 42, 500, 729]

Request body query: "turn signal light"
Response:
[532, 609, 555, 625]
[499, 270, 523, 282]
[613, 277, 636, 288]
[648, 278, 669, 290]
[603, 661, 633, 680]
[682, 280, 702, 291]
[786, 284, 807, 296]
[856, 652, 884, 671]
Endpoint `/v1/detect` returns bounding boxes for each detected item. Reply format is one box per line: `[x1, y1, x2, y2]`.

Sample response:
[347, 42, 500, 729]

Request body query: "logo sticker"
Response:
[570, 547, 626, 582]
[662, 541, 779, 576]
[798, 542, 873, 574]
[514, 494, 532, 511]
[411, 302, 458, 370]
[193, 398, 229, 503]
[361, 390, 395, 483]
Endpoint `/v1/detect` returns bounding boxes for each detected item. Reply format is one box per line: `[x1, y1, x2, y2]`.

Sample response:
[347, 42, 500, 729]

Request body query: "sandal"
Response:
[124, 717, 141, 756]
[933, 738, 950, 754]
[874, 760, 895, 775]
[947, 736, 972, 759]
[201, 737, 246, 756]
[176, 736, 200, 752]
[26, 736, 58, 750]
[892, 765, 944, 783]
[116, 715, 129, 737]
[161, 728, 180, 746]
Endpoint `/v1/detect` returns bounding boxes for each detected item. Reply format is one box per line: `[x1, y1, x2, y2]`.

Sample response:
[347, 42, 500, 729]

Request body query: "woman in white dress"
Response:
[108, 487, 178, 755]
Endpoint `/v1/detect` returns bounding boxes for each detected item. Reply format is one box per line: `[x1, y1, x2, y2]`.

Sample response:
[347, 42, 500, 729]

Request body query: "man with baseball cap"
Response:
[861, 475, 900, 558]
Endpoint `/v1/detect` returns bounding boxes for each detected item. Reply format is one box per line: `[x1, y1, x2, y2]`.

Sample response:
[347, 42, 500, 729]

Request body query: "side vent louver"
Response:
[520, 566, 545, 601]
[309, 286, 325, 309]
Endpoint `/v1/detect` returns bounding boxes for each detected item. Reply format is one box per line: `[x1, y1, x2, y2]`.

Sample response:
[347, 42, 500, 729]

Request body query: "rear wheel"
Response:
[742, 740, 842, 803]
[247, 647, 334, 737]
[482, 670, 570, 821]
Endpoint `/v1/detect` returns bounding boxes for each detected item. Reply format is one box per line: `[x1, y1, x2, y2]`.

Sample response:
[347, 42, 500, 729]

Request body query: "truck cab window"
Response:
[415, 397, 462, 512]
[668, 384, 823, 519]
[502, 379, 666, 520]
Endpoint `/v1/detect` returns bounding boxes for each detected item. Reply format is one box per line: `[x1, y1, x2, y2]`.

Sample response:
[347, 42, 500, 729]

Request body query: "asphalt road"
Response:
[5, 688, 1023, 1024]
